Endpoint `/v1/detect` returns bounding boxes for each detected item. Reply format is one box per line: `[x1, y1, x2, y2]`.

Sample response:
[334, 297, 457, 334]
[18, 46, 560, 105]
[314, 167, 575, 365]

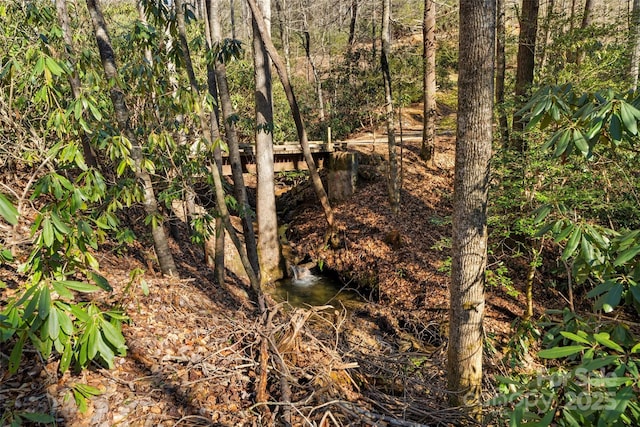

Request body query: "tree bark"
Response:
[301, 12, 325, 122]
[174, 0, 260, 291]
[252, 0, 285, 285]
[85, 0, 177, 276]
[448, 0, 495, 411]
[246, 0, 337, 235]
[420, 0, 436, 166]
[538, 0, 554, 71]
[205, 0, 260, 277]
[512, 0, 539, 152]
[204, 0, 225, 285]
[348, 0, 358, 46]
[381, 0, 399, 213]
[631, 0, 640, 90]
[55, 0, 98, 169]
[495, 0, 509, 146]
[274, 0, 292, 77]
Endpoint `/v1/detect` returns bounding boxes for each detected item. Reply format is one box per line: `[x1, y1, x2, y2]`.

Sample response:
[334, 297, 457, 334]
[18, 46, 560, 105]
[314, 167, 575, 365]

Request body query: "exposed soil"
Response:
[1, 106, 560, 426]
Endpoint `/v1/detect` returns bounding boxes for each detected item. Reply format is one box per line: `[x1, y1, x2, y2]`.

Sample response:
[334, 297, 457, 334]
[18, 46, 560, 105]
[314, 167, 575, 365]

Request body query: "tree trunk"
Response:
[512, 0, 539, 152]
[252, 0, 284, 285]
[631, 0, 640, 90]
[174, 0, 260, 291]
[301, 12, 326, 122]
[274, 0, 292, 77]
[576, 0, 594, 66]
[381, 0, 399, 213]
[85, 0, 177, 276]
[207, 0, 260, 276]
[348, 0, 358, 46]
[448, 0, 495, 412]
[204, 0, 225, 285]
[496, 0, 509, 146]
[538, 0, 555, 71]
[55, 0, 98, 169]
[247, 0, 337, 237]
[420, 0, 436, 166]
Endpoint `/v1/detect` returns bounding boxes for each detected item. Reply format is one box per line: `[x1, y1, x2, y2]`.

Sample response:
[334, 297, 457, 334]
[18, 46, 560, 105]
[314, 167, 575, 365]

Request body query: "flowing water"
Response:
[271, 272, 363, 309]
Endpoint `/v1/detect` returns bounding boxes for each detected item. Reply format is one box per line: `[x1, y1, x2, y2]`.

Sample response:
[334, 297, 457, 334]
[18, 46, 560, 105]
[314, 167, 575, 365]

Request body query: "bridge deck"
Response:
[221, 141, 337, 175]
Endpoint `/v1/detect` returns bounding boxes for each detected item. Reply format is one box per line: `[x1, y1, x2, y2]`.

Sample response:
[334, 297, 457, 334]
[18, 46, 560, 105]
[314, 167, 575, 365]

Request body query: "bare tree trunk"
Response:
[301, 12, 325, 122]
[55, 0, 98, 169]
[230, 0, 237, 39]
[538, 0, 555, 71]
[85, 0, 177, 276]
[252, 0, 284, 285]
[204, 0, 225, 285]
[247, 0, 337, 236]
[631, 0, 640, 90]
[448, 0, 495, 412]
[348, 0, 358, 46]
[496, 0, 509, 146]
[274, 0, 292, 77]
[381, 0, 399, 213]
[174, 0, 260, 292]
[420, 0, 436, 166]
[207, 0, 260, 276]
[576, 0, 594, 66]
[512, 0, 539, 152]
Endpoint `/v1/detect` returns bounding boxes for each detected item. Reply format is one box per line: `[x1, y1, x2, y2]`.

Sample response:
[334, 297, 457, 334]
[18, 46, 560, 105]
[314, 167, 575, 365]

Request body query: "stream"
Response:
[271, 271, 363, 309]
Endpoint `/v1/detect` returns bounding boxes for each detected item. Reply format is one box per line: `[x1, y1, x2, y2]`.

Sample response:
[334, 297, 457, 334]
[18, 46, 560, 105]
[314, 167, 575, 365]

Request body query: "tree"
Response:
[512, 0, 539, 152]
[381, 0, 399, 213]
[631, 0, 640, 90]
[54, 0, 98, 168]
[85, 0, 177, 276]
[247, 0, 337, 239]
[447, 0, 495, 410]
[420, 0, 436, 165]
[252, 0, 285, 285]
[495, 0, 509, 145]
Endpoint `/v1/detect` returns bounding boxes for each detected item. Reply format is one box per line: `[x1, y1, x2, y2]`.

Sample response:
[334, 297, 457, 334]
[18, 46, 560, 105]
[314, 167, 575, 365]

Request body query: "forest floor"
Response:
[1, 105, 562, 426]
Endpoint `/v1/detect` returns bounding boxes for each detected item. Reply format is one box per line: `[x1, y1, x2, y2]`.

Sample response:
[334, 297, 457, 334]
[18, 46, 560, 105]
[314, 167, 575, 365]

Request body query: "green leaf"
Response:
[52, 281, 74, 299]
[562, 227, 582, 260]
[46, 307, 60, 340]
[100, 318, 125, 350]
[20, 412, 55, 423]
[9, 332, 27, 374]
[560, 331, 591, 345]
[620, 102, 638, 135]
[59, 340, 72, 373]
[631, 342, 640, 353]
[601, 282, 624, 313]
[554, 223, 575, 243]
[73, 389, 89, 413]
[58, 280, 101, 293]
[50, 211, 72, 235]
[533, 205, 552, 224]
[0, 193, 18, 225]
[42, 216, 54, 248]
[586, 280, 615, 299]
[580, 235, 594, 262]
[610, 113, 622, 141]
[572, 128, 589, 155]
[38, 285, 51, 320]
[613, 245, 640, 267]
[593, 332, 625, 353]
[56, 307, 74, 336]
[44, 56, 63, 76]
[553, 129, 572, 157]
[89, 272, 112, 292]
[581, 355, 619, 371]
[538, 345, 587, 359]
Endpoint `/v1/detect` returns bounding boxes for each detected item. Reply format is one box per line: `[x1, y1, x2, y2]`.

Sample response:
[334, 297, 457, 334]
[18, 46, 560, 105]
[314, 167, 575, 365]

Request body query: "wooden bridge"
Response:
[221, 141, 342, 175]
